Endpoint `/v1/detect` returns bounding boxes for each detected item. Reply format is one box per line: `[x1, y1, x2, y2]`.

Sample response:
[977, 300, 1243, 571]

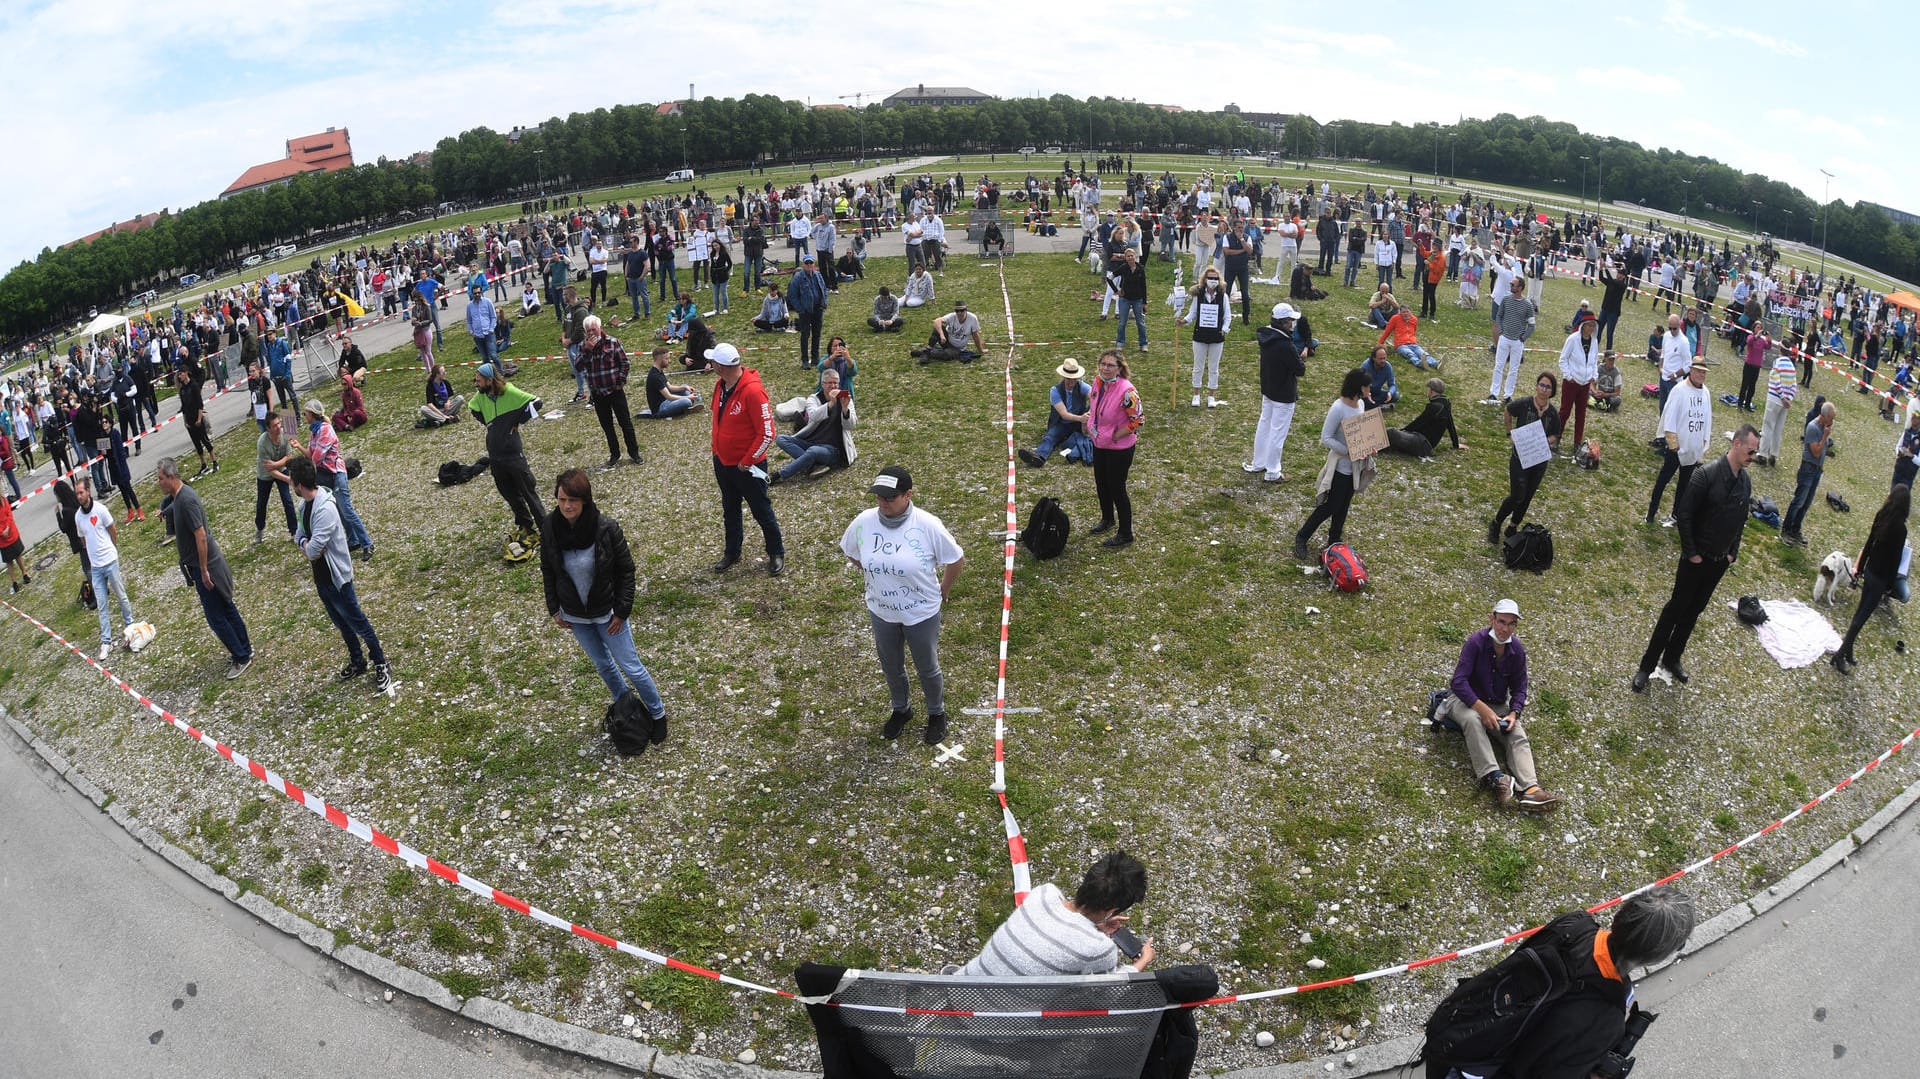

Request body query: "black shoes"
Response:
[882, 709, 912, 740]
[923, 713, 949, 745]
[1089, 519, 1115, 536]
[1487, 519, 1502, 546]
[710, 554, 739, 574]
[337, 660, 368, 682]
[1831, 653, 1855, 675]
[1100, 534, 1133, 548]
[650, 708, 670, 744]
[1291, 539, 1312, 562]
[1667, 662, 1689, 684]
[1018, 448, 1045, 468]
[768, 555, 785, 577]
[1630, 669, 1650, 693]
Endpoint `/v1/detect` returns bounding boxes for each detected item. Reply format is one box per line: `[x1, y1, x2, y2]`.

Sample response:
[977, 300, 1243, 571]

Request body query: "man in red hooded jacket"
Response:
[707, 342, 785, 576]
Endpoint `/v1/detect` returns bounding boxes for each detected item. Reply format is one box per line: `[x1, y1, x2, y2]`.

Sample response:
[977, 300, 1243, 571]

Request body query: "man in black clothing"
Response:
[1632, 425, 1758, 691]
[1390, 378, 1461, 455]
[1422, 886, 1695, 1079]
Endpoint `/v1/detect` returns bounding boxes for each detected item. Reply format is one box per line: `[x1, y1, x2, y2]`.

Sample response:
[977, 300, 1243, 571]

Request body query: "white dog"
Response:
[1812, 551, 1856, 606]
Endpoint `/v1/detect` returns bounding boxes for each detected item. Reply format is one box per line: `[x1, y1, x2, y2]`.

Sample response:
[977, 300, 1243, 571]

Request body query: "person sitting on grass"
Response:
[1440, 598, 1562, 813]
[912, 301, 985, 364]
[1386, 378, 1462, 455]
[681, 314, 718, 372]
[1591, 351, 1624, 412]
[835, 249, 864, 281]
[420, 364, 465, 427]
[868, 286, 903, 333]
[665, 293, 696, 342]
[1377, 300, 1438, 370]
[1364, 347, 1399, 410]
[818, 337, 858, 398]
[331, 371, 368, 432]
[902, 263, 936, 308]
[1017, 358, 1093, 468]
[751, 285, 789, 333]
[770, 367, 857, 484]
[643, 347, 700, 419]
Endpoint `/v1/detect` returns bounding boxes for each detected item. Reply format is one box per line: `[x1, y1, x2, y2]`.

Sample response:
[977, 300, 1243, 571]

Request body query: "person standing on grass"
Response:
[1292, 367, 1372, 561]
[74, 477, 137, 662]
[1632, 425, 1758, 693]
[1780, 400, 1835, 547]
[1086, 350, 1144, 548]
[840, 466, 964, 746]
[787, 254, 829, 370]
[1184, 267, 1232, 408]
[469, 363, 545, 555]
[576, 315, 644, 472]
[622, 233, 651, 321]
[705, 343, 785, 577]
[155, 457, 251, 680]
[1832, 484, 1911, 674]
[1758, 345, 1800, 466]
[1737, 323, 1772, 413]
[1489, 372, 1561, 546]
[466, 279, 500, 371]
[1220, 219, 1254, 327]
[1110, 249, 1150, 353]
[1647, 358, 1714, 527]
[289, 456, 395, 696]
[255, 408, 298, 543]
[1246, 304, 1306, 482]
[1484, 277, 1536, 406]
[540, 468, 670, 744]
[1556, 312, 1600, 449]
[294, 398, 375, 560]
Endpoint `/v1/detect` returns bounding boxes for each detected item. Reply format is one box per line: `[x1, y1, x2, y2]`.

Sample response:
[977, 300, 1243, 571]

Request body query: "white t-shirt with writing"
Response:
[839, 506, 964, 625]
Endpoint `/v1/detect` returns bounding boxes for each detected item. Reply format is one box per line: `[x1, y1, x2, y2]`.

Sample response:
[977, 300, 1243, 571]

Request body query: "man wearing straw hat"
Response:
[1017, 358, 1093, 468]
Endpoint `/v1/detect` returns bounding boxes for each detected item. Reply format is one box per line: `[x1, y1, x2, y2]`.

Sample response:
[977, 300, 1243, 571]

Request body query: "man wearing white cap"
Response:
[1440, 598, 1562, 813]
[706, 343, 785, 576]
[1244, 304, 1305, 482]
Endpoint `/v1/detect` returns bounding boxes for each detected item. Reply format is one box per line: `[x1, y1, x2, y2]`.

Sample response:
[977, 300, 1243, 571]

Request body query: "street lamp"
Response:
[1751, 199, 1763, 237]
[1579, 155, 1589, 209]
[1818, 168, 1835, 284]
[532, 148, 545, 196]
[1679, 178, 1693, 221]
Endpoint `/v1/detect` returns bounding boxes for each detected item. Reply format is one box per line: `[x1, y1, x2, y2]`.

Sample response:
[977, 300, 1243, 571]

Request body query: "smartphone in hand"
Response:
[1111, 926, 1144, 960]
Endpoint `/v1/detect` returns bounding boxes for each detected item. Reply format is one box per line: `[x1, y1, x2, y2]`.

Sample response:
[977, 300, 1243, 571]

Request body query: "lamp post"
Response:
[1818, 168, 1834, 284]
[1579, 155, 1589, 210]
[533, 148, 545, 196]
[1679, 178, 1692, 222]
[1751, 199, 1763, 237]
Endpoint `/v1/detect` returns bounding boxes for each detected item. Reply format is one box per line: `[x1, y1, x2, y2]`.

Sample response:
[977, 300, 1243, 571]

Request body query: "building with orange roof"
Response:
[221, 127, 355, 198]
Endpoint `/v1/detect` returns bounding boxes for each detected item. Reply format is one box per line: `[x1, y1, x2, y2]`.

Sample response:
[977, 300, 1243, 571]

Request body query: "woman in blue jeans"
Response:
[539, 469, 669, 745]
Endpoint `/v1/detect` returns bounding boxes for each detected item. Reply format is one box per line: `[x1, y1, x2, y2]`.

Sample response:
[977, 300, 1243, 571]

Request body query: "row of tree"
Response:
[1290, 113, 1920, 287]
[8, 101, 1917, 344]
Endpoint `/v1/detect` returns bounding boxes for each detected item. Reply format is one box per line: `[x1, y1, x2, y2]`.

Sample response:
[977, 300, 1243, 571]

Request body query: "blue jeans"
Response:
[317, 576, 384, 667]
[745, 255, 764, 288]
[82, 440, 108, 493]
[567, 342, 587, 396]
[651, 397, 695, 418]
[775, 434, 842, 478]
[1377, 263, 1393, 287]
[568, 619, 665, 716]
[627, 275, 650, 319]
[1368, 308, 1391, 330]
[331, 470, 374, 553]
[91, 560, 135, 650]
[473, 333, 498, 368]
[1595, 309, 1620, 351]
[1395, 344, 1437, 369]
[187, 567, 251, 662]
[1034, 421, 1091, 463]
[1343, 250, 1361, 288]
[656, 259, 678, 302]
[1114, 298, 1147, 347]
[1783, 460, 1823, 536]
[711, 281, 730, 313]
[713, 455, 784, 559]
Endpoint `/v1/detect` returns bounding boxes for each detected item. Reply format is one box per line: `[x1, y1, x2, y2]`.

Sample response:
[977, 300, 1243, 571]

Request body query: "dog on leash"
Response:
[1812, 551, 1856, 605]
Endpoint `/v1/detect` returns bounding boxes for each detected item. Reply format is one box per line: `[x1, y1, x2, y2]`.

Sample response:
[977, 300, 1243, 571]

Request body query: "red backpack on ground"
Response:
[1321, 542, 1368, 592]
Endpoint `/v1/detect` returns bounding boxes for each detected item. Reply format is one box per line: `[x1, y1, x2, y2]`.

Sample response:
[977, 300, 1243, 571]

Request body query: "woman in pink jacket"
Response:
[1086, 349, 1144, 548]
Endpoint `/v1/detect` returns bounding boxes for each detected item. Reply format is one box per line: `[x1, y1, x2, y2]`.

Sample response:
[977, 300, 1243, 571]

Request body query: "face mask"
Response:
[1491, 625, 1514, 645]
[878, 506, 911, 528]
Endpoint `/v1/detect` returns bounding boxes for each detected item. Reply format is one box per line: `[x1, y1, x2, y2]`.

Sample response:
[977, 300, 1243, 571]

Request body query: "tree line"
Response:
[8, 100, 1915, 345]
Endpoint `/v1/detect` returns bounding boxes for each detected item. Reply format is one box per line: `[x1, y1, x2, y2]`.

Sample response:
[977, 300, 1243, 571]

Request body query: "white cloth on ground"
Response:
[1727, 598, 1843, 668]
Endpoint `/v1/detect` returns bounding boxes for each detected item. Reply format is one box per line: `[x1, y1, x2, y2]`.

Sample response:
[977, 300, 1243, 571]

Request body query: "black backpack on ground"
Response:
[604, 690, 654, 756]
[1022, 496, 1070, 560]
[1503, 523, 1554, 573]
[1421, 913, 1593, 1072]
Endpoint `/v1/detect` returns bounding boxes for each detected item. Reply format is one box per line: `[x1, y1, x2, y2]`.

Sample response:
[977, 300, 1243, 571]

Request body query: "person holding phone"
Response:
[960, 852, 1155, 976]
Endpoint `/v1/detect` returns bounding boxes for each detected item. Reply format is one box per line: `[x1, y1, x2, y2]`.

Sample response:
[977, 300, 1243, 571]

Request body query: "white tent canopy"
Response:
[78, 311, 128, 337]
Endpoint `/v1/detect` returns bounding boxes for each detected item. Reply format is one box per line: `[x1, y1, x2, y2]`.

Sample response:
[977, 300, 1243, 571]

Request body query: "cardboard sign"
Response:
[1342, 407, 1388, 461]
[1510, 419, 1552, 469]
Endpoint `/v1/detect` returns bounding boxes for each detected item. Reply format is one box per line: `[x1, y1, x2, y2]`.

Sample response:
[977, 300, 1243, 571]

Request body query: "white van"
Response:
[242, 254, 265, 268]
[665, 168, 695, 184]
[268, 243, 297, 260]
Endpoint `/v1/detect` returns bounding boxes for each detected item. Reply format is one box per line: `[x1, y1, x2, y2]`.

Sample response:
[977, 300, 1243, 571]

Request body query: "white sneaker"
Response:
[98, 644, 111, 661]
[1263, 472, 1286, 483]
[1191, 394, 1201, 407]
[1207, 396, 1220, 408]
[1241, 462, 1264, 474]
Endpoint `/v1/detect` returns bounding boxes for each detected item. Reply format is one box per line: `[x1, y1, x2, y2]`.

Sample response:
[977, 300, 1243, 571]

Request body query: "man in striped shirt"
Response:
[960, 853, 1155, 976]
[1483, 277, 1536, 405]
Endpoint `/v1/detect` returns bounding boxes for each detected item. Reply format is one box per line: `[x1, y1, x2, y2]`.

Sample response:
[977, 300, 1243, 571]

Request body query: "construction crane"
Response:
[839, 91, 883, 163]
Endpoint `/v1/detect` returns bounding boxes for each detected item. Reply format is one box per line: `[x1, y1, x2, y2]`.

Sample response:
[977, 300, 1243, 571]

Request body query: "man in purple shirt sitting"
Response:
[1441, 598, 1563, 814]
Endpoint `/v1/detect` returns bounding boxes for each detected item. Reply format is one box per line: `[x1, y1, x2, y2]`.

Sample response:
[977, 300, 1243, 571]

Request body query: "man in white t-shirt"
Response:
[1647, 359, 1713, 525]
[839, 466, 964, 745]
[74, 477, 139, 660]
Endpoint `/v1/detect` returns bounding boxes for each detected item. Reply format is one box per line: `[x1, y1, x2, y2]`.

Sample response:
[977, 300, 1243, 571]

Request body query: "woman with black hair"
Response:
[1833, 483, 1910, 674]
[1292, 366, 1373, 561]
[1489, 371, 1562, 545]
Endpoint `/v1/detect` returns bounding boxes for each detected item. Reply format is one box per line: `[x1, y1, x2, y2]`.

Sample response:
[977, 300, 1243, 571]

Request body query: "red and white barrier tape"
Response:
[988, 256, 1033, 907]
[11, 380, 245, 509]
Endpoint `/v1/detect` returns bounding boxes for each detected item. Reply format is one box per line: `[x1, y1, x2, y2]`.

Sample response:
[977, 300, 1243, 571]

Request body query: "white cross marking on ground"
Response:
[932, 743, 967, 765]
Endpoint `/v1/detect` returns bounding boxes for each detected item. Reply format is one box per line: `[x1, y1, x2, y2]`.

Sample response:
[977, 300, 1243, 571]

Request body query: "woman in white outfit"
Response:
[1183, 268, 1232, 408]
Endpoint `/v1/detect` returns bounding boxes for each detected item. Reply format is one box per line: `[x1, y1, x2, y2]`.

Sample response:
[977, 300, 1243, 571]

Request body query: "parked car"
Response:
[132, 289, 157, 306]
[1017, 145, 1037, 155]
[1044, 145, 1062, 155]
[179, 273, 201, 289]
[665, 168, 695, 183]
[268, 243, 297, 259]
[1206, 148, 1224, 156]
[1230, 147, 1251, 157]
[242, 254, 264, 268]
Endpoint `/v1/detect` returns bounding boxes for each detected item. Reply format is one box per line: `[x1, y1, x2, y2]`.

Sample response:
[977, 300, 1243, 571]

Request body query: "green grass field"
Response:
[5, 172, 1915, 1069]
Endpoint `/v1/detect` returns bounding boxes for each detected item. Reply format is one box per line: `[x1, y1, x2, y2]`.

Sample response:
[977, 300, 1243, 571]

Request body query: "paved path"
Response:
[0, 722, 631, 1079]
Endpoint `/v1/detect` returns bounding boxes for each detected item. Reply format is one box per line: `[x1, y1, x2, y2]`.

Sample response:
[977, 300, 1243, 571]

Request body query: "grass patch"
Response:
[1478, 835, 1532, 895]
[625, 969, 733, 1028]
[297, 863, 331, 888]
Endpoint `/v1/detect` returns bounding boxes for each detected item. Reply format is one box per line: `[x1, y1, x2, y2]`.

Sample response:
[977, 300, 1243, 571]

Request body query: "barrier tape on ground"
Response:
[989, 257, 1033, 908]
[0, 600, 795, 1003]
[9, 380, 244, 510]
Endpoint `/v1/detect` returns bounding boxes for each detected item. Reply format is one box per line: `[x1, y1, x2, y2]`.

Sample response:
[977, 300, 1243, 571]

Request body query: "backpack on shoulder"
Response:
[1321, 541, 1368, 592]
[1503, 523, 1553, 573]
[604, 690, 655, 756]
[1022, 496, 1070, 560]
[1421, 915, 1592, 1070]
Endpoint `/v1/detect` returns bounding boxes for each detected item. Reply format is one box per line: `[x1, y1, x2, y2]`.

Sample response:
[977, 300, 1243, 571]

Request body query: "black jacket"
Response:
[1256, 324, 1304, 404]
[1403, 394, 1460, 450]
[1674, 453, 1751, 561]
[538, 512, 636, 622]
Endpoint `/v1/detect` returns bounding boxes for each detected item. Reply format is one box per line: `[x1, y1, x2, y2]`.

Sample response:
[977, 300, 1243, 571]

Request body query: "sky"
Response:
[2, 0, 1908, 272]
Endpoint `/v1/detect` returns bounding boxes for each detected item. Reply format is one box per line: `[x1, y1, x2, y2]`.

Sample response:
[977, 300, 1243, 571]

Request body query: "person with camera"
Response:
[1422, 886, 1694, 1079]
[1438, 598, 1561, 813]
[959, 851, 1154, 976]
[840, 466, 963, 744]
[771, 367, 856, 483]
